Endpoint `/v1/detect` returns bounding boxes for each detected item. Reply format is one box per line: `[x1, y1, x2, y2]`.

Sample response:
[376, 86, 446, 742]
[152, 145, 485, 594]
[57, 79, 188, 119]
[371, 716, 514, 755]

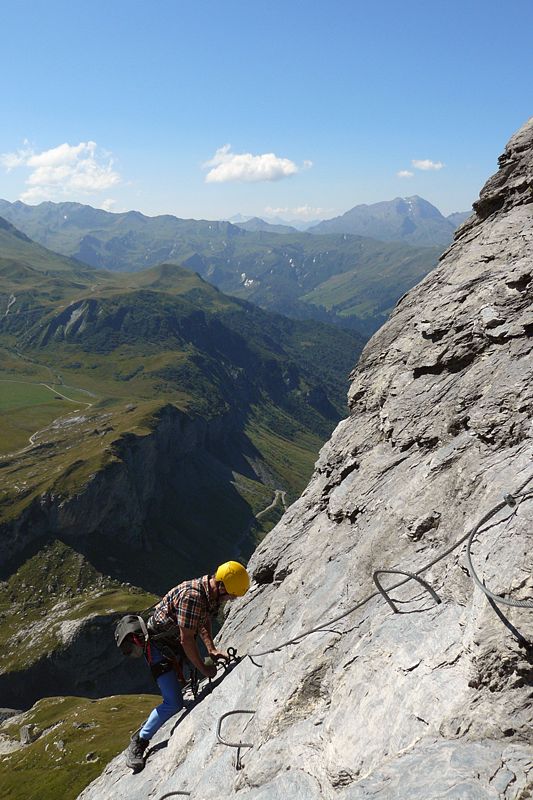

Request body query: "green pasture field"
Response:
[0, 381, 88, 411]
[0, 381, 83, 454]
[0, 344, 54, 383]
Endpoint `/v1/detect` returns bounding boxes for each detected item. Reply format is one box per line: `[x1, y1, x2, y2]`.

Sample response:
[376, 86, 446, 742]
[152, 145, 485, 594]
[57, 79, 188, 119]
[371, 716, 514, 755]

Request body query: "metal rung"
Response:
[216, 709, 255, 770]
[373, 569, 442, 614]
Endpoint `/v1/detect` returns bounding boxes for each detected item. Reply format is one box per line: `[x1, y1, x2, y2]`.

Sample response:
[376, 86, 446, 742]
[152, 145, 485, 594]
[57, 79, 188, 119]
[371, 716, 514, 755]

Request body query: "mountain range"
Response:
[227, 198, 470, 241]
[232, 216, 298, 234]
[229, 197, 470, 242]
[308, 195, 471, 245]
[0, 198, 447, 335]
[228, 213, 319, 230]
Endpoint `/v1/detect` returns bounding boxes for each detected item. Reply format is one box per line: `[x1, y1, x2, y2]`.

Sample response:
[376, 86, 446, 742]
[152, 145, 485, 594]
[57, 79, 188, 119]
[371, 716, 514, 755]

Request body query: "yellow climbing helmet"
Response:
[215, 560, 250, 596]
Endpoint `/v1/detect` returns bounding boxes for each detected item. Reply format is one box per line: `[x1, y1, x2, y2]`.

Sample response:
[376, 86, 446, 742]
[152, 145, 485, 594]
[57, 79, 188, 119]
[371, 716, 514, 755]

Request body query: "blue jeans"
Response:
[140, 644, 184, 741]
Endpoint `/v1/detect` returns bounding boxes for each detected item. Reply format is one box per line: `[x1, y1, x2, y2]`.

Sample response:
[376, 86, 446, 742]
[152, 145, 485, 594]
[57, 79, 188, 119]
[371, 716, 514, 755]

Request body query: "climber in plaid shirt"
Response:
[126, 561, 250, 772]
[150, 575, 224, 666]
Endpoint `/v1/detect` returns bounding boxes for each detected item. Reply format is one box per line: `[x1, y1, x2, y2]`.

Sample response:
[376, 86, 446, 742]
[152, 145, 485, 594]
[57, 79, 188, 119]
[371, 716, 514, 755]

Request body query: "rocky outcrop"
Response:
[79, 119, 533, 799]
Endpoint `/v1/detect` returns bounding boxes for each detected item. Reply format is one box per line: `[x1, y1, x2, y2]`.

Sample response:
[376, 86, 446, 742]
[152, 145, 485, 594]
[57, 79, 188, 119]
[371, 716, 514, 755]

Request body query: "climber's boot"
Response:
[126, 731, 149, 771]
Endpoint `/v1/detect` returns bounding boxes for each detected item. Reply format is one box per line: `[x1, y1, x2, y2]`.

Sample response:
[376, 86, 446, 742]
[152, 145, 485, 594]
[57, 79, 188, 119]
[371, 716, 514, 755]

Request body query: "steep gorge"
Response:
[78, 118, 533, 799]
[1, 405, 259, 590]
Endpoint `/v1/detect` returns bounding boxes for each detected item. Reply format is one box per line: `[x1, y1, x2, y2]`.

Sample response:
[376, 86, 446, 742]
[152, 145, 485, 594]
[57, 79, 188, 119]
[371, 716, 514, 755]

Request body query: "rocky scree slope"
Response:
[79, 118, 533, 799]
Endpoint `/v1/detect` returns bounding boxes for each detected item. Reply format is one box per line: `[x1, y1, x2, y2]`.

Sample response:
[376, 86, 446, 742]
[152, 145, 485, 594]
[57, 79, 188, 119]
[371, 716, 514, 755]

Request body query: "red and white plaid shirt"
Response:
[151, 575, 218, 632]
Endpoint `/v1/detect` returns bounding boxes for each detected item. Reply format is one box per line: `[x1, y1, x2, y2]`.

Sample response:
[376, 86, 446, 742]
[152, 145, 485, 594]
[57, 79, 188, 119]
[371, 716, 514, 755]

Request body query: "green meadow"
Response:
[0, 695, 157, 800]
[0, 381, 79, 454]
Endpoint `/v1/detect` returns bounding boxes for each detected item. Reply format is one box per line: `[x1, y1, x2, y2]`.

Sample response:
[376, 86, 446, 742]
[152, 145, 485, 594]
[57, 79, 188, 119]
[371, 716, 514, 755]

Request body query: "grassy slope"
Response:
[0, 256, 361, 514]
[0, 395, 160, 527]
[0, 539, 158, 799]
[0, 539, 158, 674]
[0, 217, 95, 275]
[0, 695, 156, 800]
[0, 381, 76, 452]
[301, 244, 437, 322]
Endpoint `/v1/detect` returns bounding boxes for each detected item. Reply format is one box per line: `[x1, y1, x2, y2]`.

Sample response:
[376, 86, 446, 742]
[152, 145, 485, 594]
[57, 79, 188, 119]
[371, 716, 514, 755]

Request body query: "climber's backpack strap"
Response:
[144, 615, 191, 683]
[150, 658, 176, 680]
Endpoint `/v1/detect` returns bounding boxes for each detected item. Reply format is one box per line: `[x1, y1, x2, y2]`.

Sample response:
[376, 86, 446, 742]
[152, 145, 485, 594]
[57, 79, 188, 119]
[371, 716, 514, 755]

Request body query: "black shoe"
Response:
[126, 732, 149, 771]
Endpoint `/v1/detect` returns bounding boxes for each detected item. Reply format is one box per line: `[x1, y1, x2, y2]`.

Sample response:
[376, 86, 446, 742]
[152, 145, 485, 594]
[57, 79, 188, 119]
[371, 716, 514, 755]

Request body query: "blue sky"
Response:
[1, 0, 532, 220]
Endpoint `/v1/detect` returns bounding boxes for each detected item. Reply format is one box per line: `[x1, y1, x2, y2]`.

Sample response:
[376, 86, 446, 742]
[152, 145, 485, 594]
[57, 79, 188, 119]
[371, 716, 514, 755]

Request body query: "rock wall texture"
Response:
[79, 118, 533, 800]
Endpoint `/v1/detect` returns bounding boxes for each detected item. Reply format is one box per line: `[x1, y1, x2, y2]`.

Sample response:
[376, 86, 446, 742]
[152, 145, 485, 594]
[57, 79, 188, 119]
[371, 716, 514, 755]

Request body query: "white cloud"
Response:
[0, 148, 32, 170]
[397, 170, 414, 178]
[204, 144, 306, 183]
[265, 204, 332, 220]
[412, 159, 444, 171]
[99, 198, 117, 212]
[0, 141, 121, 202]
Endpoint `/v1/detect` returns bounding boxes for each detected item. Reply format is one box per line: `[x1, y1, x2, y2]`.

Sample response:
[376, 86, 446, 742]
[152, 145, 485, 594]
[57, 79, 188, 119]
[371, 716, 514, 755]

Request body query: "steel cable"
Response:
[248, 469, 533, 659]
[152, 469, 533, 798]
[466, 489, 533, 608]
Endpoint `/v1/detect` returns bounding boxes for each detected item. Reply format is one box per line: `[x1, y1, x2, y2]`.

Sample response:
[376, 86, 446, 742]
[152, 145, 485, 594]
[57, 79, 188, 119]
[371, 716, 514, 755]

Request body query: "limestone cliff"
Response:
[79, 118, 533, 799]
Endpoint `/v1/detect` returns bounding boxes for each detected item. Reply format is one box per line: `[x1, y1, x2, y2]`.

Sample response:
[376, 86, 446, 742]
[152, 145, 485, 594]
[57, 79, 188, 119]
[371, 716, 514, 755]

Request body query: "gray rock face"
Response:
[19, 723, 40, 744]
[0, 709, 21, 724]
[78, 118, 533, 799]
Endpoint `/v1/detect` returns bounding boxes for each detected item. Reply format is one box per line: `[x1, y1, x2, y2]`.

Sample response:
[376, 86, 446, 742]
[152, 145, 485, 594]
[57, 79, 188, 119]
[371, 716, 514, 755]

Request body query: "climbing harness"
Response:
[216, 709, 255, 770]
[373, 569, 442, 614]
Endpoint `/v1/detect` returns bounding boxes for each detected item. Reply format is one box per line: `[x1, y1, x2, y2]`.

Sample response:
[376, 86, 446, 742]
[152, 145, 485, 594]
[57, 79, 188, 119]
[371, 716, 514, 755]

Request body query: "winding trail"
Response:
[0, 376, 96, 457]
[26, 381, 94, 447]
[256, 489, 287, 520]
